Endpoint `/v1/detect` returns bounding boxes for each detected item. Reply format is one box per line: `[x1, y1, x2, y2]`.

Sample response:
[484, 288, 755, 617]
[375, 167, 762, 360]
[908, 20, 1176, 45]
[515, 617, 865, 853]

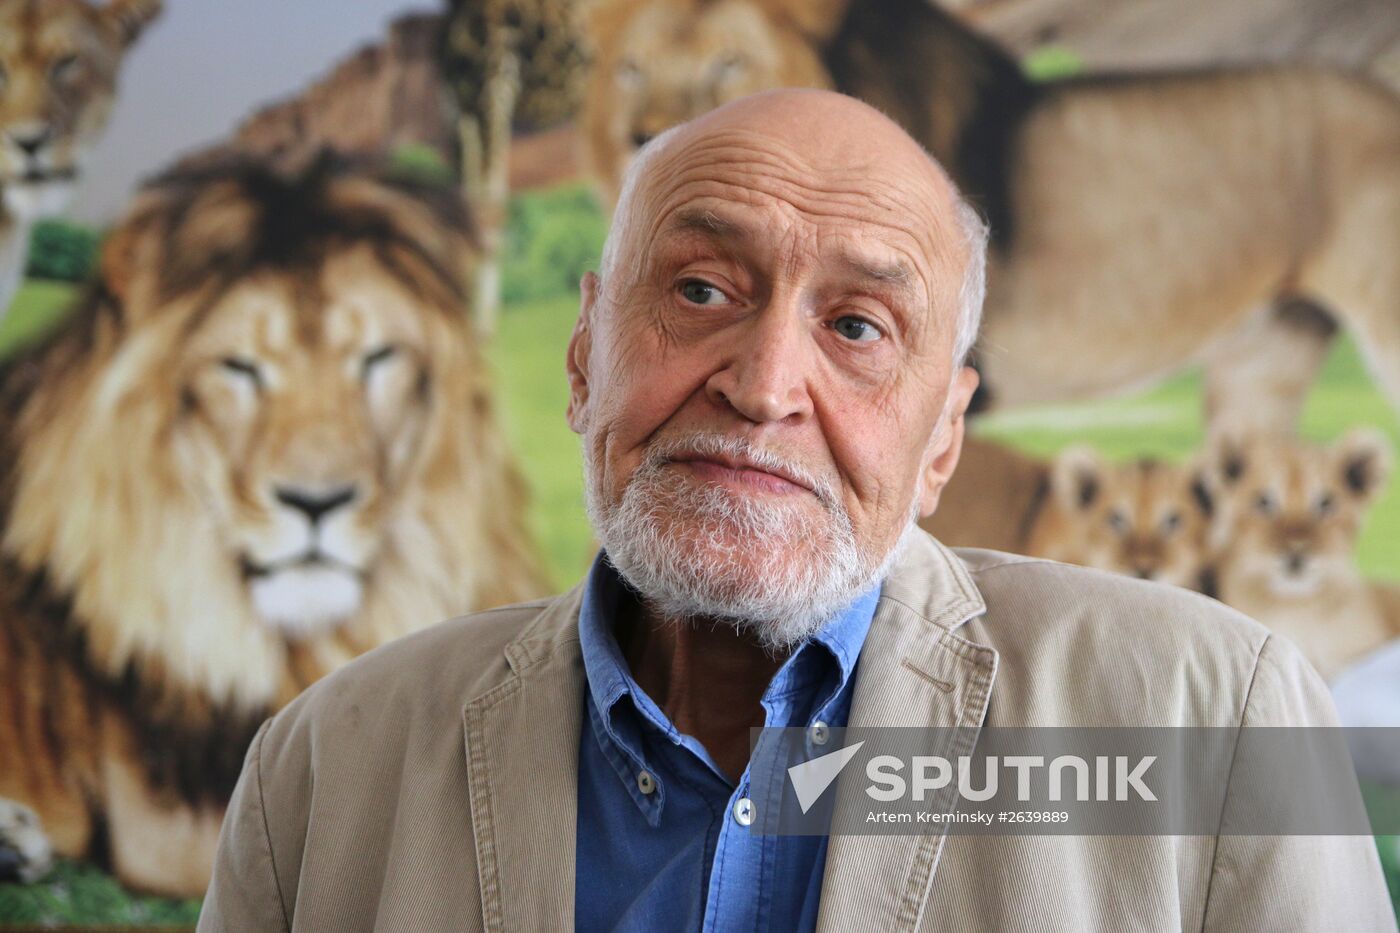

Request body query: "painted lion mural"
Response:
[0, 155, 547, 895]
[581, 0, 1400, 438]
[0, 0, 163, 318]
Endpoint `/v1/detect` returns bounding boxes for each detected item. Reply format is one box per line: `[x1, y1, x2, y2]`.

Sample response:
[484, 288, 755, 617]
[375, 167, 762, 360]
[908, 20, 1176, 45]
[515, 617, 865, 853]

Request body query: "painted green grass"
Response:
[1023, 45, 1085, 82]
[2, 274, 1399, 922]
[0, 860, 201, 927]
[492, 294, 595, 588]
[0, 278, 82, 355]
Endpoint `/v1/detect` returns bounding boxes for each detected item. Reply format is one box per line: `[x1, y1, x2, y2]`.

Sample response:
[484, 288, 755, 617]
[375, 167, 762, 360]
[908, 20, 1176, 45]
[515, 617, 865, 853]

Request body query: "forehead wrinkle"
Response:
[667, 202, 920, 295]
[638, 140, 962, 291]
[643, 131, 944, 234]
[640, 177, 945, 289]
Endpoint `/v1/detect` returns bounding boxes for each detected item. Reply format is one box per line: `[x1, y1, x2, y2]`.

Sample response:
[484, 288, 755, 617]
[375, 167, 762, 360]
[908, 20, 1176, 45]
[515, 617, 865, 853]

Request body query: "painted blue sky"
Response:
[71, 0, 427, 223]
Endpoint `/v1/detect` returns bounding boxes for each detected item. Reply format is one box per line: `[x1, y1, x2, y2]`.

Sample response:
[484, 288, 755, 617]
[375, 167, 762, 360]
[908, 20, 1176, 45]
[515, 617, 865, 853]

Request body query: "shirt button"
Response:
[810, 721, 830, 746]
[733, 797, 755, 827]
[637, 770, 656, 795]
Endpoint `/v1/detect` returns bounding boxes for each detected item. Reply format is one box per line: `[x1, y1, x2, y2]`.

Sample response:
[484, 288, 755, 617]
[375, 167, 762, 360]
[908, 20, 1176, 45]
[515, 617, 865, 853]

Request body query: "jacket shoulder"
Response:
[261, 595, 566, 759]
[951, 549, 1311, 726]
[957, 546, 1270, 647]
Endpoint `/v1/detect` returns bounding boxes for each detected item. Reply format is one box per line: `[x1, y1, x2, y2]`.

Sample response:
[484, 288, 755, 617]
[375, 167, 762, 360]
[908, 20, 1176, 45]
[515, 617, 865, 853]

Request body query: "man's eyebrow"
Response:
[664, 208, 746, 239]
[661, 210, 920, 301]
[841, 254, 915, 287]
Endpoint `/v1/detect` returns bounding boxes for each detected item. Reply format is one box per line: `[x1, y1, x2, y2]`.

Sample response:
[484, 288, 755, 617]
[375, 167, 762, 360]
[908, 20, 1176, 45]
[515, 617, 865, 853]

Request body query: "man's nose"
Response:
[704, 305, 814, 424]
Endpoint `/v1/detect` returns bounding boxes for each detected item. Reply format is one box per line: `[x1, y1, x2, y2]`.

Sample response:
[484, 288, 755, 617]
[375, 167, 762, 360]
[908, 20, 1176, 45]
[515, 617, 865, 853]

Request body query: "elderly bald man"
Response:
[198, 91, 1394, 932]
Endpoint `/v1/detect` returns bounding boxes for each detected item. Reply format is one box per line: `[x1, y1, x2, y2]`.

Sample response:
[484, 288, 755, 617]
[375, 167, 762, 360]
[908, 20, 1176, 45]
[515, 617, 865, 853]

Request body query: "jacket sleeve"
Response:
[1201, 633, 1398, 932]
[196, 718, 292, 933]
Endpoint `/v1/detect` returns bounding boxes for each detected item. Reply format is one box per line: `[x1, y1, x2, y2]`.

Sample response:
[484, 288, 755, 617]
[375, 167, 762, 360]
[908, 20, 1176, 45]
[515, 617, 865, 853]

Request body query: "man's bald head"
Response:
[599, 89, 988, 366]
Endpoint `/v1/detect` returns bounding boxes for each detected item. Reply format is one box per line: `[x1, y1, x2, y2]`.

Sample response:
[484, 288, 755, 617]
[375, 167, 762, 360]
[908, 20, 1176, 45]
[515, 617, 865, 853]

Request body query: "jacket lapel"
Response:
[462, 587, 586, 932]
[816, 533, 998, 933]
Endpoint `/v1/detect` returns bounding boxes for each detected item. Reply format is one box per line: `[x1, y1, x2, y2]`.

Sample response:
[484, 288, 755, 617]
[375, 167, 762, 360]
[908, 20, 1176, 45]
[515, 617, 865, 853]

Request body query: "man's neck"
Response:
[619, 599, 789, 784]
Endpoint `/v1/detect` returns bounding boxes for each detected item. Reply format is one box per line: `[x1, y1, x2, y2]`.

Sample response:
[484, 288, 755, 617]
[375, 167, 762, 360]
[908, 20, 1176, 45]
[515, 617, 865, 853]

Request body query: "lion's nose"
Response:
[9, 129, 50, 158]
[274, 484, 358, 525]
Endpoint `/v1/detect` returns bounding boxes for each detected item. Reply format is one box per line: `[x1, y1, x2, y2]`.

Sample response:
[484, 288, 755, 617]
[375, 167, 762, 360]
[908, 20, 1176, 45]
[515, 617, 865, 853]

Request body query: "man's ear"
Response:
[566, 271, 599, 434]
[917, 365, 979, 517]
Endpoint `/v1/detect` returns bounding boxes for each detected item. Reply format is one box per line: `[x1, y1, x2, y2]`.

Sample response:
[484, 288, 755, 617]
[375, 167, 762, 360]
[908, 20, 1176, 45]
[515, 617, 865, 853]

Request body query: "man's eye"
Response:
[832, 316, 880, 342]
[679, 280, 725, 306]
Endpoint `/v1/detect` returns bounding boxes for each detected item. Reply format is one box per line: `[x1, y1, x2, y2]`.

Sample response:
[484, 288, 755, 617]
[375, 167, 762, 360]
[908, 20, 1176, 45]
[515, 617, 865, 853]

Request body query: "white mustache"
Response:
[641, 433, 840, 510]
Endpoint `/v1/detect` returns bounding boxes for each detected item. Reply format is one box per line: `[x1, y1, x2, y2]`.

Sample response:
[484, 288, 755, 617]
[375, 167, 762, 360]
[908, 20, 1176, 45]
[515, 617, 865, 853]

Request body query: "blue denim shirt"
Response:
[574, 553, 879, 932]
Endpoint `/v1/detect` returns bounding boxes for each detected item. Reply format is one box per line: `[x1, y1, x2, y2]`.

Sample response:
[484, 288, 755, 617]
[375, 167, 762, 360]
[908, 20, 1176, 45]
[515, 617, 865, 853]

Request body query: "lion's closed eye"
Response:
[219, 356, 263, 388]
[361, 344, 398, 379]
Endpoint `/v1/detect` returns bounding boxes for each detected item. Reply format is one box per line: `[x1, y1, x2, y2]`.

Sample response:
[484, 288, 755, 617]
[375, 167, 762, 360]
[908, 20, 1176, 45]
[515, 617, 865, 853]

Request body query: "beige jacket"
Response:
[198, 533, 1397, 932]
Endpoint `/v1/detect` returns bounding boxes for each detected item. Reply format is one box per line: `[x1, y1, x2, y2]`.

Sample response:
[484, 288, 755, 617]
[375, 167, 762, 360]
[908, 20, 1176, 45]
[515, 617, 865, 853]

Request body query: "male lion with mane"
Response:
[0, 0, 162, 318]
[581, 0, 1400, 437]
[0, 156, 547, 895]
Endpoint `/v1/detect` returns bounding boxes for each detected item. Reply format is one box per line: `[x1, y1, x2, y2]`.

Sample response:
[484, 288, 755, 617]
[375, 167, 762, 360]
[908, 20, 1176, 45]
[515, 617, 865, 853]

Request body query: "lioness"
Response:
[0, 156, 547, 895]
[0, 0, 162, 317]
[1204, 430, 1397, 680]
[921, 437, 1215, 590]
[580, 0, 1400, 436]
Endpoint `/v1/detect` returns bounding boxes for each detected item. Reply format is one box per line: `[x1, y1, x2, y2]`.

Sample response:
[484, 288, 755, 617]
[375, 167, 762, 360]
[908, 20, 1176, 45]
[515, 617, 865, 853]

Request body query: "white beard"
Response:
[585, 431, 916, 652]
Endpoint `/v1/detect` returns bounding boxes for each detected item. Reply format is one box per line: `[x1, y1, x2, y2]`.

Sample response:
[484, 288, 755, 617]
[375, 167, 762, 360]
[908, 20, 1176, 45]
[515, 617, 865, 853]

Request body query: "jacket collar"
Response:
[461, 582, 588, 932]
[816, 532, 997, 932]
[460, 530, 996, 933]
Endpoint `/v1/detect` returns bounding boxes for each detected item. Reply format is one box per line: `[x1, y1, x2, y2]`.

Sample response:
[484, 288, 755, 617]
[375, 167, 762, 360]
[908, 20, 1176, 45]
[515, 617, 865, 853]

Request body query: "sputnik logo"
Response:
[788, 741, 865, 814]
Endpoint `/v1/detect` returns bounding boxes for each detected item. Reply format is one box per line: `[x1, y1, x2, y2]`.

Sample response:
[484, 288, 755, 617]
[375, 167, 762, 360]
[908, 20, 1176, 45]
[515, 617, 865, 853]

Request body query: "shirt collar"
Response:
[578, 551, 880, 773]
[578, 552, 642, 730]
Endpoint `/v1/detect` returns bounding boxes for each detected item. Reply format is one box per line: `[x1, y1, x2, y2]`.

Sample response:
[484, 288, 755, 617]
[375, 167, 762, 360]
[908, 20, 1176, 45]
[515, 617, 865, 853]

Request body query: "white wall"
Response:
[69, 0, 430, 223]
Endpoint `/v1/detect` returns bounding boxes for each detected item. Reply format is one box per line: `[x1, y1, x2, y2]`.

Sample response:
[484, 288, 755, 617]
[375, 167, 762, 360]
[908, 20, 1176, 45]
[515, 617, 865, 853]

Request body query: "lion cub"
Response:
[1204, 430, 1398, 680]
[924, 438, 1215, 590]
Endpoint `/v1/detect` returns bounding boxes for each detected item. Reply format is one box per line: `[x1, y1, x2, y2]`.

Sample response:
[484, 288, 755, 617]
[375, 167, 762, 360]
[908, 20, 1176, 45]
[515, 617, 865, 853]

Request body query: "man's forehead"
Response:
[631, 126, 963, 279]
[660, 204, 918, 286]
